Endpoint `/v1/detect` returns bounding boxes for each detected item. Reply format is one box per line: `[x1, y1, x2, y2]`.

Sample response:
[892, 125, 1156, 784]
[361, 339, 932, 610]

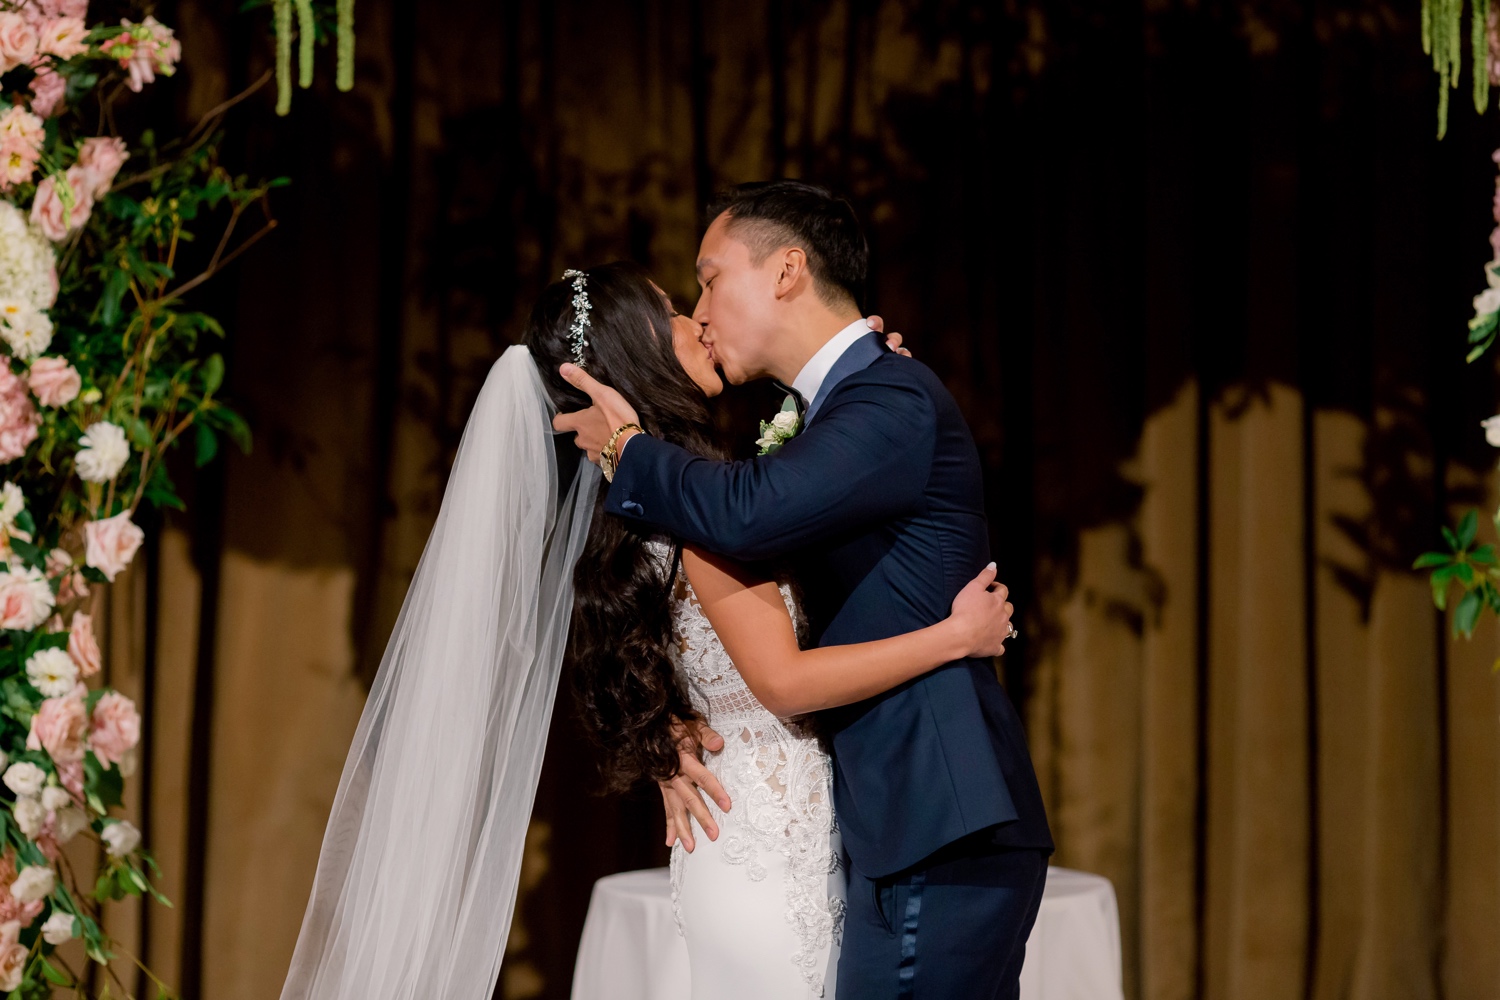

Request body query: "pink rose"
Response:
[0, 106, 43, 190]
[103, 17, 179, 93]
[67, 610, 99, 677]
[88, 691, 139, 769]
[0, 13, 38, 73]
[27, 356, 79, 407]
[84, 510, 143, 582]
[0, 566, 52, 630]
[34, 0, 88, 20]
[26, 684, 86, 763]
[28, 67, 65, 118]
[30, 169, 91, 242]
[0, 363, 38, 462]
[54, 758, 81, 798]
[74, 135, 127, 199]
[36, 16, 86, 59]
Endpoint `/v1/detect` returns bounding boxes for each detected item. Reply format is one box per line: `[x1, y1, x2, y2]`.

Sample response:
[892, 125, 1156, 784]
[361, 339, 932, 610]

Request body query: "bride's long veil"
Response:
[280, 346, 599, 1000]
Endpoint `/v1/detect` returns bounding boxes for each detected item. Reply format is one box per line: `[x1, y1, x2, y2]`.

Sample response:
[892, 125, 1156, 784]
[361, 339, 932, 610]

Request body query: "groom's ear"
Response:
[773, 247, 810, 301]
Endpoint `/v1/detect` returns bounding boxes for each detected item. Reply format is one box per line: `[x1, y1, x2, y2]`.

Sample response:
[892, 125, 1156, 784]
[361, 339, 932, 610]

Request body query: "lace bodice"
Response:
[651, 541, 844, 996]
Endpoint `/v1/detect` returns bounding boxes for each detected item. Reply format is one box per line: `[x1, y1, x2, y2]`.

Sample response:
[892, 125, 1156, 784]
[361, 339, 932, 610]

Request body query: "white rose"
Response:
[39, 786, 70, 812]
[770, 410, 800, 435]
[1484, 416, 1500, 448]
[75, 421, 130, 483]
[11, 797, 43, 839]
[40, 910, 74, 945]
[53, 805, 87, 844]
[0, 304, 50, 360]
[0, 482, 22, 528]
[10, 865, 53, 902]
[1478, 287, 1500, 317]
[2, 761, 44, 797]
[101, 820, 140, 858]
[25, 646, 76, 698]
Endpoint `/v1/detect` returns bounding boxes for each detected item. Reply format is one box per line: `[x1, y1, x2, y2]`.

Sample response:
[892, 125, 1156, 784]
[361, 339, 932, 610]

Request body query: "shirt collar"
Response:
[791, 318, 871, 406]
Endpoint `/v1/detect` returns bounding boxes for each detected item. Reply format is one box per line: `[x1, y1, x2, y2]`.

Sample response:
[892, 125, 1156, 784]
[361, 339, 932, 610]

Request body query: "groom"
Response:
[557, 181, 1052, 998]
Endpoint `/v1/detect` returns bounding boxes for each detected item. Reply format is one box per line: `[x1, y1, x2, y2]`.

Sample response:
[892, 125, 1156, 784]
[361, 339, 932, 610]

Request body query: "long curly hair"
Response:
[525, 261, 724, 790]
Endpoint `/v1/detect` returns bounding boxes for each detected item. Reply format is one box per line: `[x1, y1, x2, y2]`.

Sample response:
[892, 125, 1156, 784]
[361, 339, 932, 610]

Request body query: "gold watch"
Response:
[601, 423, 643, 482]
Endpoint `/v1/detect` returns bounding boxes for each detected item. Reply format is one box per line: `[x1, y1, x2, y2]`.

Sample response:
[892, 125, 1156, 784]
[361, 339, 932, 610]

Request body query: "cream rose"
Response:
[101, 820, 139, 858]
[53, 804, 86, 843]
[40, 910, 74, 945]
[26, 647, 76, 698]
[11, 797, 42, 839]
[10, 865, 53, 902]
[2, 762, 42, 797]
[84, 509, 144, 581]
[75, 420, 129, 482]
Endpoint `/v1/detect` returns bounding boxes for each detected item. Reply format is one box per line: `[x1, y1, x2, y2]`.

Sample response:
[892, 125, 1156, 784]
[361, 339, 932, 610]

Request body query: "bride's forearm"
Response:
[749, 620, 966, 718]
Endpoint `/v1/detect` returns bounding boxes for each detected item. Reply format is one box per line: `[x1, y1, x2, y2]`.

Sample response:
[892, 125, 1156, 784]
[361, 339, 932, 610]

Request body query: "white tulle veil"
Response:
[280, 345, 599, 1000]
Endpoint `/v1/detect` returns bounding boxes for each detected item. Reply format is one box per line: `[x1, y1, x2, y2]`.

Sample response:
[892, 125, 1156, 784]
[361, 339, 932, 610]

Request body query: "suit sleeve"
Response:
[603, 374, 936, 562]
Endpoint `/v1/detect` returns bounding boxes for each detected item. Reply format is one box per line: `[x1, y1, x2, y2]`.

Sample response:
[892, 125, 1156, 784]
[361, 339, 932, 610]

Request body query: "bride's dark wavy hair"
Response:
[525, 261, 725, 791]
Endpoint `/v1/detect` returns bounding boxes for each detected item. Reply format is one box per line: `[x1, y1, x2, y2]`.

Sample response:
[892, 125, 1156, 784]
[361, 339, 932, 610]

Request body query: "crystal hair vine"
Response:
[562, 268, 592, 368]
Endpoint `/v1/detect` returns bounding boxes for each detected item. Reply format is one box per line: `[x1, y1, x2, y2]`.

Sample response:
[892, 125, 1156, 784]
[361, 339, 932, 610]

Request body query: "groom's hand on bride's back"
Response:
[659, 717, 730, 853]
[553, 363, 644, 465]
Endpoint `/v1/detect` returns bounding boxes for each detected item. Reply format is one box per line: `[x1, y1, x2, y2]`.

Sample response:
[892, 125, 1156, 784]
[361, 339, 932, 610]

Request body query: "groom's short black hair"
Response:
[706, 181, 867, 310]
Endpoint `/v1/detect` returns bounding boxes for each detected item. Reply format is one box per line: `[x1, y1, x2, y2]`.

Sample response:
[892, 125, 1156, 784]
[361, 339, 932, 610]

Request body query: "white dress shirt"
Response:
[790, 318, 871, 409]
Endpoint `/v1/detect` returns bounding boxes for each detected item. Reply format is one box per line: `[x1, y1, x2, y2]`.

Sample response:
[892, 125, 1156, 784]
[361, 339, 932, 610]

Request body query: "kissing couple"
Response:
[279, 181, 1053, 1000]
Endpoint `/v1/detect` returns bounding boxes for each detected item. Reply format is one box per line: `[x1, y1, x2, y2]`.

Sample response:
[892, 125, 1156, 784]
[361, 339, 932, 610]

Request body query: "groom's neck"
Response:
[766, 303, 863, 385]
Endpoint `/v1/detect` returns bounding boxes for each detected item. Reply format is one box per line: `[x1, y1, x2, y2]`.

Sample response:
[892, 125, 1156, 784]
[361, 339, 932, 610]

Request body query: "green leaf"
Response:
[1456, 562, 1476, 585]
[122, 415, 152, 450]
[79, 566, 107, 585]
[1433, 578, 1450, 611]
[1459, 510, 1479, 549]
[1432, 564, 1465, 585]
[1455, 588, 1484, 638]
[194, 423, 218, 467]
[13, 509, 34, 538]
[1414, 551, 1453, 569]
[1442, 526, 1461, 551]
[39, 957, 68, 986]
[1471, 544, 1498, 566]
[201, 353, 224, 396]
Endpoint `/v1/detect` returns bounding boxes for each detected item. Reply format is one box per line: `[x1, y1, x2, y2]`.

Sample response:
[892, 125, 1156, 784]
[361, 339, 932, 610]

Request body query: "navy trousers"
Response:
[838, 832, 1049, 999]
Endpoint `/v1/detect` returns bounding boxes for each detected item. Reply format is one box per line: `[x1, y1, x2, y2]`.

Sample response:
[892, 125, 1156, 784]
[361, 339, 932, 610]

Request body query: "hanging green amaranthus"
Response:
[1423, 0, 1493, 137]
[268, 0, 357, 116]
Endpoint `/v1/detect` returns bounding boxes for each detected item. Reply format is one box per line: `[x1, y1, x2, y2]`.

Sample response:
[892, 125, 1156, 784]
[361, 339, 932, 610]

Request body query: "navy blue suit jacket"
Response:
[606, 333, 1052, 876]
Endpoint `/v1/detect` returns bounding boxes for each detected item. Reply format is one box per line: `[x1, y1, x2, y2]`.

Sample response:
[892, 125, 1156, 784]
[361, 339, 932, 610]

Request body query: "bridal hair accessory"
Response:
[563, 268, 592, 368]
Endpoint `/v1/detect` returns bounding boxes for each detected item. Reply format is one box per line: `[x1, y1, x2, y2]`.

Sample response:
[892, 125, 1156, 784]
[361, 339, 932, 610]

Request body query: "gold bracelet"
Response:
[601, 423, 643, 482]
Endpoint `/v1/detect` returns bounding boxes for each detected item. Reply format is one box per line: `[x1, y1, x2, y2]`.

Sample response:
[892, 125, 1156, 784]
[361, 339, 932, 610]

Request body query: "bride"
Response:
[278, 261, 1015, 1000]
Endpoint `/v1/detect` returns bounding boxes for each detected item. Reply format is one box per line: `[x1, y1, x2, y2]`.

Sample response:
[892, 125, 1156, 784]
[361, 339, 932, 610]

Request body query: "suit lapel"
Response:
[804, 331, 887, 425]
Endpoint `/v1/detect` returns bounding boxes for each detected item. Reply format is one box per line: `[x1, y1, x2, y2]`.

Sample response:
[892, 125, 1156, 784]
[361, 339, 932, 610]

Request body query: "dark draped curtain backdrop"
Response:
[107, 2, 1500, 1000]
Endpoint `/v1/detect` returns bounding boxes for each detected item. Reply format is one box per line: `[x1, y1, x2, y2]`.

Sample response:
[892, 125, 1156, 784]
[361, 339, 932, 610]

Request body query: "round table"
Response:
[571, 865, 1123, 1000]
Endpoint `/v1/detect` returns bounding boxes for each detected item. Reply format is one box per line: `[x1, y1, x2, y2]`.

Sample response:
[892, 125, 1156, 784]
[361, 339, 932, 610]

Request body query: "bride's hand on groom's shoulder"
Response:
[946, 562, 1015, 659]
[659, 717, 730, 853]
[867, 315, 912, 357]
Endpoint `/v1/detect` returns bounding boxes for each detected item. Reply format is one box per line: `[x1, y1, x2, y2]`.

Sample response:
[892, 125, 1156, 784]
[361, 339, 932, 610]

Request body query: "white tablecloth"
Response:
[571, 865, 1123, 1000]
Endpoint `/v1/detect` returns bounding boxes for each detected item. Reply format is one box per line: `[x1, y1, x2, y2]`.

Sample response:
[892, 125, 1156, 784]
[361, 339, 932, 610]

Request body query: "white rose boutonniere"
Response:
[756, 397, 801, 455]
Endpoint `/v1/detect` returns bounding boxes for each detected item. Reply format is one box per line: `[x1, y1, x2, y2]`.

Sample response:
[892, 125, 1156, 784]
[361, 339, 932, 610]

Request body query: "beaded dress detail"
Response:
[652, 541, 844, 997]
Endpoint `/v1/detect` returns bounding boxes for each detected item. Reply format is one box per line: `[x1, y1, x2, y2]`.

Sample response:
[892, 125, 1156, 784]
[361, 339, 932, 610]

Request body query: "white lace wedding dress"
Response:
[651, 541, 846, 999]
